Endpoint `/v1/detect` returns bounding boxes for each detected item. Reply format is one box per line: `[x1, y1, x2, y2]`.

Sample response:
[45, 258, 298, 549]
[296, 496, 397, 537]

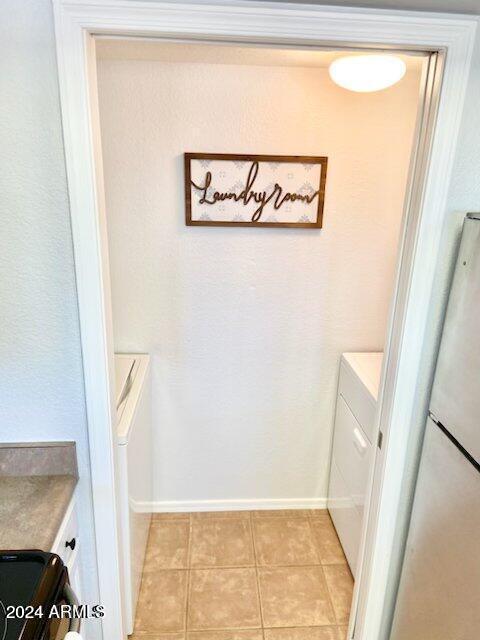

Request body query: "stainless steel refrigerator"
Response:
[390, 213, 480, 640]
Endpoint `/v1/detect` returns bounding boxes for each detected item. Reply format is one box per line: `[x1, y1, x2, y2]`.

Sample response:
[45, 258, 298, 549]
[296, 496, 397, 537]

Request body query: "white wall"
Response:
[97, 47, 421, 508]
[0, 1, 100, 636]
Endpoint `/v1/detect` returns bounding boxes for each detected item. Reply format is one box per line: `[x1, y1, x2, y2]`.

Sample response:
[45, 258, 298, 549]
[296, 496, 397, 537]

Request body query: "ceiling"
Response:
[252, 0, 480, 14]
[96, 39, 425, 71]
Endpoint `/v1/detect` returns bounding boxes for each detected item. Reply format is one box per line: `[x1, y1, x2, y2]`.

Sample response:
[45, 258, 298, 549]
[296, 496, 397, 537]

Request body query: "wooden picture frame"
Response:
[184, 153, 328, 228]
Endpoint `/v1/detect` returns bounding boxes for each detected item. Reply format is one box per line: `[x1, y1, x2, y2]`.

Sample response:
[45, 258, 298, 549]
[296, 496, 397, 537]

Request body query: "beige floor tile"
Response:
[187, 631, 263, 639]
[135, 570, 188, 633]
[251, 510, 310, 518]
[188, 568, 261, 630]
[258, 566, 336, 628]
[153, 512, 191, 521]
[190, 519, 255, 568]
[143, 521, 190, 570]
[191, 511, 251, 520]
[310, 516, 346, 565]
[307, 509, 329, 517]
[323, 565, 354, 625]
[337, 626, 349, 639]
[264, 627, 339, 640]
[131, 634, 185, 639]
[253, 518, 319, 566]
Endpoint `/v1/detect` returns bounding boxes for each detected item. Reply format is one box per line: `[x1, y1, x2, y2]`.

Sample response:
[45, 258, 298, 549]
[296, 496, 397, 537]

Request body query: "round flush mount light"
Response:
[329, 54, 406, 92]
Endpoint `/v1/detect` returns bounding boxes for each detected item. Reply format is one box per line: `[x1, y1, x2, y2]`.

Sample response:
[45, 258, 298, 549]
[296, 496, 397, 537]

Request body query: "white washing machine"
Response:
[115, 353, 152, 635]
[328, 352, 383, 577]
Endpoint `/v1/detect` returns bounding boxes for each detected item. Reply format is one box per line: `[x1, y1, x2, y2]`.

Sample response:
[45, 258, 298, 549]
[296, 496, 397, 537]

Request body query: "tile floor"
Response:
[132, 510, 353, 640]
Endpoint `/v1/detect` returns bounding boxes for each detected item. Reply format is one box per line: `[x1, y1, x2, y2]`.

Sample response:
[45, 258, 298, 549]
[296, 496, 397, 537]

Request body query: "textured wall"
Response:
[97, 51, 421, 507]
[0, 1, 100, 635]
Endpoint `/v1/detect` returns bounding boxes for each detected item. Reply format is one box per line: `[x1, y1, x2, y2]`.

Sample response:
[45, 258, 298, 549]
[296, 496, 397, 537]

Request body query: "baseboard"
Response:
[139, 497, 328, 513]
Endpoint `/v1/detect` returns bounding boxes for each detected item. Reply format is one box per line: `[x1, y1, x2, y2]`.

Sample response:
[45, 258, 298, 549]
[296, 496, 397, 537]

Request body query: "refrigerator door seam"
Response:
[429, 412, 480, 473]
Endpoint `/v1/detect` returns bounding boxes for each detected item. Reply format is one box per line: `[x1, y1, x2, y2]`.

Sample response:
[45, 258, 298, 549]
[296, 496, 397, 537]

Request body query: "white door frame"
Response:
[52, 1, 476, 638]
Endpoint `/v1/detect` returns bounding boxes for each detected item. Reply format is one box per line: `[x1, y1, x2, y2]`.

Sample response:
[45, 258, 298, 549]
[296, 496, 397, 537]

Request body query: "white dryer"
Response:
[328, 352, 383, 577]
[115, 353, 152, 635]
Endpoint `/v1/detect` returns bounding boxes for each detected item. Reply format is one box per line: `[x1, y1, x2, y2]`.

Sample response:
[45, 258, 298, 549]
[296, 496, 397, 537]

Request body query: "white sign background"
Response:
[185, 154, 327, 227]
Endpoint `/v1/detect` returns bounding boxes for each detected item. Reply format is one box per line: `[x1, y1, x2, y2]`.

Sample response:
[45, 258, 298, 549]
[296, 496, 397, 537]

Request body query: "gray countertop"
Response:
[0, 474, 77, 551]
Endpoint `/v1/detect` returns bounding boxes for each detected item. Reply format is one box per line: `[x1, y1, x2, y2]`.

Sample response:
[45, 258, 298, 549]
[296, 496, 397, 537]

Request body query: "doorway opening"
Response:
[52, 3, 477, 638]
[94, 37, 428, 638]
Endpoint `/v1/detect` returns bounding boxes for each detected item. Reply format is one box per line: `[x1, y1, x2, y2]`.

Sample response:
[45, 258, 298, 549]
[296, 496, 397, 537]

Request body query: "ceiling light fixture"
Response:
[329, 54, 407, 92]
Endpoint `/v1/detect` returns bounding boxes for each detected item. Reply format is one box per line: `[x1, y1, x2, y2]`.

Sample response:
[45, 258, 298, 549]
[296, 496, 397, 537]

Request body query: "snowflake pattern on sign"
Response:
[297, 182, 316, 196]
[187, 156, 325, 226]
[229, 180, 245, 195]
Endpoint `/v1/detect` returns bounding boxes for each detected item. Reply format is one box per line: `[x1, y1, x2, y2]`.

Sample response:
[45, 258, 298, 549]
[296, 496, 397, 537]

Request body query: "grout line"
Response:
[153, 508, 328, 520]
[186, 624, 343, 634]
[185, 513, 193, 632]
[186, 512, 193, 568]
[189, 510, 325, 519]
[320, 563, 339, 626]
[152, 561, 349, 572]
[189, 517, 252, 521]
[262, 624, 341, 629]
[172, 562, 347, 570]
[250, 511, 266, 632]
[185, 563, 257, 570]
[187, 627, 263, 633]
[186, 625, 343, 635]
[132, 519, 155, 635]
[306, 516, 322, 566]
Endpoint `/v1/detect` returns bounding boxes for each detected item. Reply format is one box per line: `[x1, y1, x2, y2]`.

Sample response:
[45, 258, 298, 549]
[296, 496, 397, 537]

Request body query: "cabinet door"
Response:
[66, 548, 89, 640]
[332, 395, 374, 517]
[67, 548, 83, 605]
[328, 395, 375, 577]
[51, 497, 78, 567]
[328, 457, 362, 575]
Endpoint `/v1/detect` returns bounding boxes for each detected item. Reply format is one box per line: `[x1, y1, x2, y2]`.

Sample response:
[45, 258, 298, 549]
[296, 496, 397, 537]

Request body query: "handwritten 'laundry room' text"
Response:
[190, 161, 320, 222]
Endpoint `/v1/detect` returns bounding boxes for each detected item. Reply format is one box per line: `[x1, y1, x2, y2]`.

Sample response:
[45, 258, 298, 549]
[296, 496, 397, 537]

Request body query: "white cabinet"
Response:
[51, 493, 84, 610]
[328, 352, 382, 577]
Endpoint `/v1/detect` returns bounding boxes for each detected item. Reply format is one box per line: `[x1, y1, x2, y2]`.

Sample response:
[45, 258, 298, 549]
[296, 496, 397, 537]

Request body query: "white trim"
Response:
[138, 498, 328, 513]
[52, 2, 477, 639]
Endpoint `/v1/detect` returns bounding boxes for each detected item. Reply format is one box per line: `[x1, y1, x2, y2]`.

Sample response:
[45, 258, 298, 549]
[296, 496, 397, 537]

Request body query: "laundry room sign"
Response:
[184, 153, 328, 228]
